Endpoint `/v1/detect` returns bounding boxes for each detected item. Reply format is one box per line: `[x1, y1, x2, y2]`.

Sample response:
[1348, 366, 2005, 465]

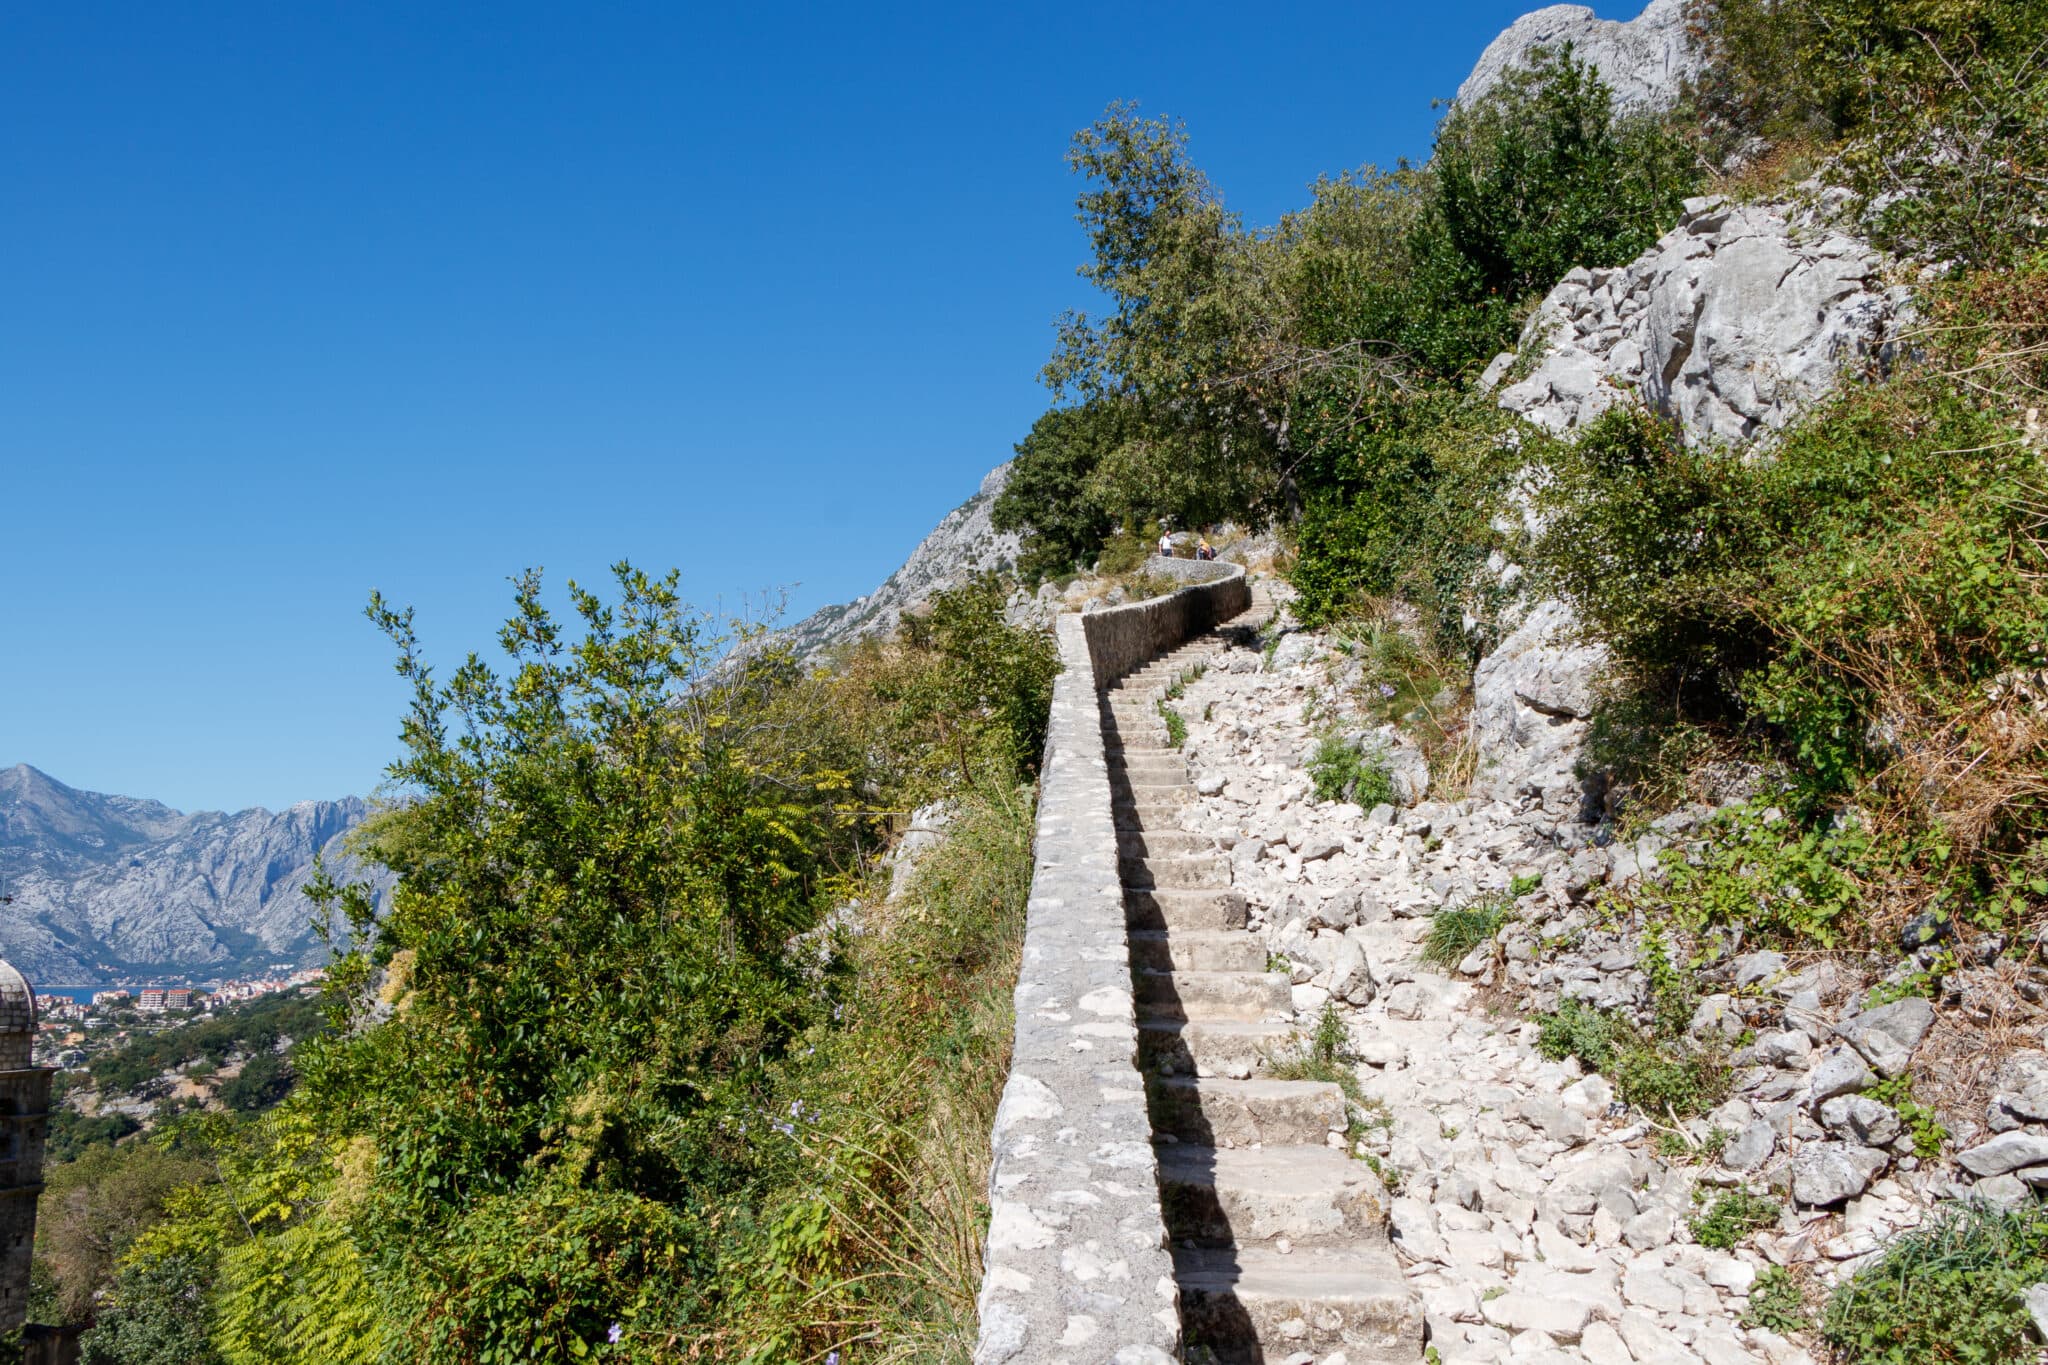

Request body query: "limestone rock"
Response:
[1456, 0, 1701, 116]
[1790, 1142, 1888, 1207]
[1959, 1130, 2048, 1178]
[1470, 598, 1608, 808]
[1494, 197, 1912, 448]
[1836, 997, 1935, 1077]
[782, 463, 1022, 663]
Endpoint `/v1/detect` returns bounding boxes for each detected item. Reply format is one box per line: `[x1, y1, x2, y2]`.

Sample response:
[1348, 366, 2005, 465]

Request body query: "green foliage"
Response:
[79, 1251, 225, 1365]
[1693, 0, 2045, 147]
[897, 575, 1061, 788]
[45, 1109, 140, 1164]
[220, 1051, 293, 1113]
[1508, 873, 1542, 898]
[1157, 701, 1187, 749]
[1743, 1266, 1809, 1333]
[1535, 379, 2048, 945]
[1867, 1074, 1950, 1158]
[34, 1140, 213, 1325]
[1535, 999, 1731, 1118]
[991, 400, 1129, 584]
[1307, 735, 1395, 806]
[1690, 1187, 1781, 1249]
[1824, 1199, 2048, 1365]
[1290, 391, 1515, 635]
[1421, 894, 1509, 969]
[1406, 46, 1698, 374]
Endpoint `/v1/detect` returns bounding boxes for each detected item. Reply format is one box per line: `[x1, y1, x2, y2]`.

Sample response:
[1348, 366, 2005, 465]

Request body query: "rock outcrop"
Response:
[0, 765, 384, 982]
[783, 463, 1021, 664]
[1489, 195, 1914, 447]
[1456, 0, 1702, 115]
[1468, 194, 1914, 810]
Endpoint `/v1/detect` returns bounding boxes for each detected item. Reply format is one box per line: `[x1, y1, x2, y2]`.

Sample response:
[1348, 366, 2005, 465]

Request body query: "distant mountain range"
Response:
[0, 764, 385, 986]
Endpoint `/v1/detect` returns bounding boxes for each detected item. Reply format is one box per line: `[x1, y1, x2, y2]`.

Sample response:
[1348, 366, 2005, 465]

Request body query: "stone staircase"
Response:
[1102, 587, 1423, 1363]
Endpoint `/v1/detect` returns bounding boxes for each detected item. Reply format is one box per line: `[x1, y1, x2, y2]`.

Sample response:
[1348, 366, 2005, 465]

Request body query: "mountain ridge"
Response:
[0, 763, 385, 985]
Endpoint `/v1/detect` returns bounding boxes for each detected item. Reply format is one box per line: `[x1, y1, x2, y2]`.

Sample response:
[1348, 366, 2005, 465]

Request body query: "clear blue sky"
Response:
[2, 1, 1605, 813]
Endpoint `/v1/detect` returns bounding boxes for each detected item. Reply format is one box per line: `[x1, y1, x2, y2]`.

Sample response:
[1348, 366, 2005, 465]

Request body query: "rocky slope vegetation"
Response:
[0, 764, 383, 982]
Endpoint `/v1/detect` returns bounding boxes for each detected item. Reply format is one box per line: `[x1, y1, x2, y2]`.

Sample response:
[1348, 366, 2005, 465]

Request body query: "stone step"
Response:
[1149, 1075, 1346, 1147]
[1116, 830, 1210, 859]
[1110, 756, 1186, 781]
[1123, 887, 1247, 932]
[1119, 854, 1227, 890]
[1128, 929, 1266, 973]
[1134, 968, 1291, 1022]
[1173, 1245, 1422, 1365]
[1114, 808, 1189, 835]
[1157, 1144, 1392, 1249]
[1138, 1018, 1293, 1076]
[1114, 777, 1196, 802]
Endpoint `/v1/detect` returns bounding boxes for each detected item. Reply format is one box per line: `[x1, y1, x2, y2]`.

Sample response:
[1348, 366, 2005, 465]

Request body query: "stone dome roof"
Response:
[0, 961, 34, 1036]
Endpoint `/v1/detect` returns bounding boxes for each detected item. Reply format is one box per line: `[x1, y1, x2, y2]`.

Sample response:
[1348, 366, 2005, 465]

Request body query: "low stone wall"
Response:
[1084, 561, 1248, 689]
[972, 564, 1250, 1364]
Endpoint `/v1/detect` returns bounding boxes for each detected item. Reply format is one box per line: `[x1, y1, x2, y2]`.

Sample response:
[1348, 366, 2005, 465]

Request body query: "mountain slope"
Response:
[782, 463, 1021, 664]
[0, 765, 385, 983]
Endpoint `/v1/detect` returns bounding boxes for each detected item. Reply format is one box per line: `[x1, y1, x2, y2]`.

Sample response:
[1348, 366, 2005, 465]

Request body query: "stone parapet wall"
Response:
[972, 565, 1250, 1364]
[1084, 562, 1248, 689]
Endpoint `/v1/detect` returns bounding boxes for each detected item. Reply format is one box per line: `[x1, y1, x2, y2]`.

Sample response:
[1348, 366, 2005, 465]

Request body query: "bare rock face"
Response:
[1456, 0, 1702, 116]
[1471, 597, 1607, 811]
[0, 764, 386, 983]
[783, 463, 1021, 663]
[1493, 195, 1914, 446]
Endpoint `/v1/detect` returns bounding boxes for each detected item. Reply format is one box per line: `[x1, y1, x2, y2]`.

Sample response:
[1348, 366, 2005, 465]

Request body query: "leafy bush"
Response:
[1308, 735, 1395, 806]
[1824, 1200, 2048, 1365]
[1535, 381, 2048, 944]
[1421, 895, 1509, 968]
[1405, 46, 1698, 375]
[1691, 1187, 1781, 1249]
[991, 400, 1128, 584]
[1692, 0, 2045, 148]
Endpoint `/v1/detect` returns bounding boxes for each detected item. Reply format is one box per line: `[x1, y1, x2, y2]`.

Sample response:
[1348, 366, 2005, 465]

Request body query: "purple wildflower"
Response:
[608, 1323, 623, 1344]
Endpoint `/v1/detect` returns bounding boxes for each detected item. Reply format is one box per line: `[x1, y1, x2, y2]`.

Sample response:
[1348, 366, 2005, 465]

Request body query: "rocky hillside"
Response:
[782, 463, 1021, 663]
[0, 765, 384, 983]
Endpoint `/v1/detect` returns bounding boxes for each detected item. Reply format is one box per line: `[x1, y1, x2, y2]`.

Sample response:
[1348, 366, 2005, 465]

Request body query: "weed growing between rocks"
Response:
[1534, 999, 1732, 1120]
[1420, 894, 1510, 969]
[1267, 1004, 1394, 1172]
[1742, 1266, 1809, 1334]
[1156, 700, 1187, 749]
[1823, 1199, 2048, 1365]
[1689, 1187, 1782, 1250]
[1307, 734, 1395, 806]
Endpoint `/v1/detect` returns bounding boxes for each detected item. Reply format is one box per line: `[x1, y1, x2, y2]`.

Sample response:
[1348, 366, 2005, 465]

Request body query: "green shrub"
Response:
[1824, 1200, 2048, 1365]
[1308, 736, 1396, 806]
[1867, 1074, 1950, 1159]
[1421, 895, 1509, 968]
[1691, 1187, 1781, 1249]
[992, 399, 1128, 584]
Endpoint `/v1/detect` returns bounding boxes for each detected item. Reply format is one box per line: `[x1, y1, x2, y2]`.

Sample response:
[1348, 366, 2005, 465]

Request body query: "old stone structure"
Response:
[0, 961, 53, 1336]
[974, 563, 1418, 1361]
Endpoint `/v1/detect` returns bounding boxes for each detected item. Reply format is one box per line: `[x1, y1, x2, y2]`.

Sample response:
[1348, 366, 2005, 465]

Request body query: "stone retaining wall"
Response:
[972, 564, 1249, 1364]
[1083, 560, 1248, 689]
